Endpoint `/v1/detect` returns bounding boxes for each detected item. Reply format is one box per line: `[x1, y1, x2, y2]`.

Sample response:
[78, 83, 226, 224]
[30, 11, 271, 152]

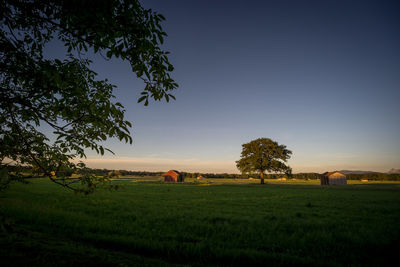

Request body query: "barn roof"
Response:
[163, 170, 181, 176]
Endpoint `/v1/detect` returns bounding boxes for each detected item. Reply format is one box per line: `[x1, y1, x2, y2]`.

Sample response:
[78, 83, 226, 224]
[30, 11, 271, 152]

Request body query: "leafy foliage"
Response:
[236, 138, 292, 184]
[0, 0, 177, 193]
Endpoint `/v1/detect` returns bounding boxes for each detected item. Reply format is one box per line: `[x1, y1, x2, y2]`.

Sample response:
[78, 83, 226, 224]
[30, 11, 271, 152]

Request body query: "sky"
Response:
[47, 0, 400, 173]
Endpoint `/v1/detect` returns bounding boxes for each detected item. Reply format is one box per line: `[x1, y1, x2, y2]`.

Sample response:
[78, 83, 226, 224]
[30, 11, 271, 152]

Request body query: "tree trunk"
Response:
[260, 172, 264, 184]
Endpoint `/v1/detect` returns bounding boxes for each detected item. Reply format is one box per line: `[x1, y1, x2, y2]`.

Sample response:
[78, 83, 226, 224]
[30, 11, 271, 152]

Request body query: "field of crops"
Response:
[1, 178, 399, 266]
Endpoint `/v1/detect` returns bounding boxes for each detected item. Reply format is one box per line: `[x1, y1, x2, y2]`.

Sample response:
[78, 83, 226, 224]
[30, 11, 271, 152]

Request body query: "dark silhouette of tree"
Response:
[0, 0, 177, 193]
[236, 138, 292, 184]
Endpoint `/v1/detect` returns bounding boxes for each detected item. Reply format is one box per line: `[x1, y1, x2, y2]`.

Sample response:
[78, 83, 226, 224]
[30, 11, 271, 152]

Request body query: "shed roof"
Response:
[322, 171, 346, 177]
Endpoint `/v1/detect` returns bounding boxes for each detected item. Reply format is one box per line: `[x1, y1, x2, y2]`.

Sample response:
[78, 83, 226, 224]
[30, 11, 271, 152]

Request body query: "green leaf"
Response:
[138, 96, 147, 103]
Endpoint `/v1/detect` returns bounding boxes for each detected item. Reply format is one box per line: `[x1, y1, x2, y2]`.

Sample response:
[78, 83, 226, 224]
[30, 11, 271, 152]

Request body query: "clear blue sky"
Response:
[48, 0, 400, 173]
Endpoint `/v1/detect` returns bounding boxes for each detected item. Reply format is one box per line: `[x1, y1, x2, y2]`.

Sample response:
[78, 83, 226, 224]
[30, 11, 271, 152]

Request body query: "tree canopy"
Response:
[0, 0, 177, 193]
[236, 138, 292, 184]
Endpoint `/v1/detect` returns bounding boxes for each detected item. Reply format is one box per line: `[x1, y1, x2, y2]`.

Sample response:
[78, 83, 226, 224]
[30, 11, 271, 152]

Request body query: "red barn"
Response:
[163, 170, 184, 182]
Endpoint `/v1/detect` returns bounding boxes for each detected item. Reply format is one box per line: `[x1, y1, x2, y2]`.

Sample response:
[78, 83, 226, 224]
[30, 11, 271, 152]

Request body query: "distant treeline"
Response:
[89, 169, 400, 181]
[7, 166, 399, 181]
[87, 169, 164, 177]
[292, 172, 399, 181]
[345, 173, 399, 181]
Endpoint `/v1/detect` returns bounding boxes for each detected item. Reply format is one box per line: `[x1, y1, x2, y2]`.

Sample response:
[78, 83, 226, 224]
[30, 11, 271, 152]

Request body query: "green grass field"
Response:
[1, 178, 399, 266]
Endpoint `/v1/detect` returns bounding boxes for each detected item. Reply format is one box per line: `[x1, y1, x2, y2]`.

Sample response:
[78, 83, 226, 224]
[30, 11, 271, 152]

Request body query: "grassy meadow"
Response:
[1, 178, 400, 266]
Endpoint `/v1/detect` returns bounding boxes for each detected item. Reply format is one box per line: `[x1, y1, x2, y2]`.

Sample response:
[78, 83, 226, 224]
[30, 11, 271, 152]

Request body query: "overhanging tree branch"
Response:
[0, 0, 177, 193]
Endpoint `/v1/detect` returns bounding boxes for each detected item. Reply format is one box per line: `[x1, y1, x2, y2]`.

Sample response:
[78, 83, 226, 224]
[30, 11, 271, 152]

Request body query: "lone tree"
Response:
[0, 0, 177, 193]
[236, 138, 292, 184]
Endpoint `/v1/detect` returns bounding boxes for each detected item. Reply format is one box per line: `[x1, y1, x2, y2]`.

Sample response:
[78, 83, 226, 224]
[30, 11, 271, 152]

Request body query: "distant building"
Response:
[320, 171, 347, 185]
[163, 170, 184, 182]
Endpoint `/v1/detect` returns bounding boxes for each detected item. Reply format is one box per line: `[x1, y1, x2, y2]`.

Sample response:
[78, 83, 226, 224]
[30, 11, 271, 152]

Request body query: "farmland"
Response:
[1, 178, 399, 266]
